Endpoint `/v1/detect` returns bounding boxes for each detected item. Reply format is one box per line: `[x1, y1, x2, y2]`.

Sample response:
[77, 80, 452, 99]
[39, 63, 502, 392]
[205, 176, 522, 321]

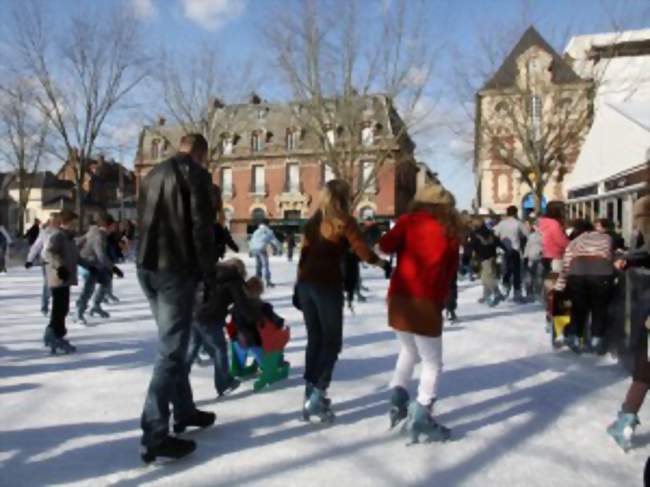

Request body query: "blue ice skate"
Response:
[389, 386, 410, 429]
[406, 401, 450, 444]
[303, 388, 335, 424]
[607, 411, 639, 452]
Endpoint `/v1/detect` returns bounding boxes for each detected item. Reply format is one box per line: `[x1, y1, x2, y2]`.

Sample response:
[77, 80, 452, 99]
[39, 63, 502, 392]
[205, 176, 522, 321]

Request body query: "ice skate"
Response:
[140, 436, 196, 463]
[51, 337, 76, 355]
[445, 310, 458, 323]
[565, 335, 582, 355]
[513, 291, 527, 304]
[588, 337, 606, 356]
[303, 388, 335, 424]
[607, 411, 639, 452]
[172, 409, 216, 434]
[43, 327, 56, 348]
[389, 386, 410, 429]
[217, 377, 241, 398]
[89, 306, 110, 318]
[75, 309, 88, 326]
[406, 401, 450, 444]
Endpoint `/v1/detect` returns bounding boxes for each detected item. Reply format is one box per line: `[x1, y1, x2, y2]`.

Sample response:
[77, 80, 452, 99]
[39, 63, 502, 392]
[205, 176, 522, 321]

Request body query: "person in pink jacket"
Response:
[538, 201, 569, 274]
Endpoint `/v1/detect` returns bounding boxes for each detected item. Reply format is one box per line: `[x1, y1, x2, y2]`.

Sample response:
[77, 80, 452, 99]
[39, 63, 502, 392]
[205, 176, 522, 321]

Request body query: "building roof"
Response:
[565, 100, 650, 192]
[8, 171, 74, 190]
[564, 28, 650, 106]
[482, 26, 582, 91]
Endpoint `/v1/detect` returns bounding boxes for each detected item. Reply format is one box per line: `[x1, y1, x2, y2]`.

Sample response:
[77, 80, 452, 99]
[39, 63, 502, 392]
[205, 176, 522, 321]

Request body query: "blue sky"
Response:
[1, 0, 649, 208]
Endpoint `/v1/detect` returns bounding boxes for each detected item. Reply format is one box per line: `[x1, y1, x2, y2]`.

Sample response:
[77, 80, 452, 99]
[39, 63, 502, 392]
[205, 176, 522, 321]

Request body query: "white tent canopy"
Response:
[565, 100, 650, 192]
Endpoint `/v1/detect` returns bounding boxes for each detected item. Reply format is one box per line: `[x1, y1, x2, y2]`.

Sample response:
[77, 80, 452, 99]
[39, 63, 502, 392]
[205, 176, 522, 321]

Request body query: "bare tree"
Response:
[148, 46, 259, 163]
[267, 0, 439, 208]
[6, 0, 149, 229]
[0, 80, 50, 234]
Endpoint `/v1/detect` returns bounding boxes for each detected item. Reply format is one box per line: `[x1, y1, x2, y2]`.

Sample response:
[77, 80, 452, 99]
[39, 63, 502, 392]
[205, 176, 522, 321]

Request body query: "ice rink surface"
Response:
[0, 257, 646, 486]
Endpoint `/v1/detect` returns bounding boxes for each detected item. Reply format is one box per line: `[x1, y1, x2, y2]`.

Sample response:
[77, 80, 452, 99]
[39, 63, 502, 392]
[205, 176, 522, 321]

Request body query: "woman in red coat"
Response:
[379, 184, 460, 443]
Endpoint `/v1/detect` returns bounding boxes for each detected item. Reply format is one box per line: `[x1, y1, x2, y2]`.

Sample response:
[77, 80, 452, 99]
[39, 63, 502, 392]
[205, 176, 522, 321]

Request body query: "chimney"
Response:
[250, 92, 261, 105]
[158, 116, 166, 126]
[211, 97, 225, 109]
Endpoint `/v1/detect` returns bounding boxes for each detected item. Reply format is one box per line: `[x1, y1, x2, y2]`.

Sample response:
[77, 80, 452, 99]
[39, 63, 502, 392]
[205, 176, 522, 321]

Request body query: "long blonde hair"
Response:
[319, 179, 351, 220]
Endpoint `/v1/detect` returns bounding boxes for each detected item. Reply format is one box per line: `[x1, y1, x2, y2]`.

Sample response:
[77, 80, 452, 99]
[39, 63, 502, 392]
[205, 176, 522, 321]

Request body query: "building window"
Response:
[251, 207, 266, 223]
[529, 94, 542, 141]
[251, 164, 265, 194]
[361, 126, 373, 146]
[285, 162, 300, 193]
[251, 132, 264, 152]
[284, 209, 301, 220]
[323, 163, 335, 184]
[326, 128, 335, 146]
[223, 207, 233, 227]
[221, 167, 233, 197]
[151, 139, 160, 159]
[360, 161, 376, 193]
[222, 136, 233, 155]
[286, 129, 300, 151]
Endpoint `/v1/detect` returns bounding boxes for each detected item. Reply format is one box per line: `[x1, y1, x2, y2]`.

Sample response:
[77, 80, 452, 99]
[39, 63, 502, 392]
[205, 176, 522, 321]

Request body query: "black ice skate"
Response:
[89, 306, 110, 318]
[172, 409, 216, 434]
[303, 388, 335, 424]
[50, 337, 77, 355]
[140, 436, 196, 463]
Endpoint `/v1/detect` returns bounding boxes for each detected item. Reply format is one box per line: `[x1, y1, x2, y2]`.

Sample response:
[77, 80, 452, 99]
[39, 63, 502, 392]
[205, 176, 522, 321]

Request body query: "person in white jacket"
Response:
[248, 220, 282, 287]
[0, 225, 12, 273]
[25, 215, 61, 315]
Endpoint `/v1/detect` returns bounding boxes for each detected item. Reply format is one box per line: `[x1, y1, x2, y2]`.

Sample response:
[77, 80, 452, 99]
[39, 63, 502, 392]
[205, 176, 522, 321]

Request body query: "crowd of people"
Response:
[4, 132, 649, 472]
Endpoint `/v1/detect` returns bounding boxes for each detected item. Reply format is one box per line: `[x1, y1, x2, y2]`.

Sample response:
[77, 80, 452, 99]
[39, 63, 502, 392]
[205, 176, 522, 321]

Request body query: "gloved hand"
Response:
[24, 261, 33, 269]
[381, 259, 393, 279]
[56, 266, 70, 281]
[112, 266, 124, 279]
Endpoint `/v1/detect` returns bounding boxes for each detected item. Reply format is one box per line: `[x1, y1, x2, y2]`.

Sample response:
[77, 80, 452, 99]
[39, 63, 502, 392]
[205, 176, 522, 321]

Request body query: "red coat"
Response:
[379, 212, 459, 337]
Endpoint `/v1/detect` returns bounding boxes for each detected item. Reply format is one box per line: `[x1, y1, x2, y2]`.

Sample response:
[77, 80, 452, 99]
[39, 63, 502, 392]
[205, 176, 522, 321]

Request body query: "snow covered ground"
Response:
[0, 256, 647, 486]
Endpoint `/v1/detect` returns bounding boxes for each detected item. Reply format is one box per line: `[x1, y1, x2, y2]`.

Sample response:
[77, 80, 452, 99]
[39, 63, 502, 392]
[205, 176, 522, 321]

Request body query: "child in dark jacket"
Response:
[228, 277, 290, 390]
[470, 217, 505, 306]
[186, 257, 253, 397]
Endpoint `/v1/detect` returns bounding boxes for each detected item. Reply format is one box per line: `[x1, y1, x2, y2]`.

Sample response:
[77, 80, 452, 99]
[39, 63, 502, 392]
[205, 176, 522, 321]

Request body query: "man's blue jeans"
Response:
[137, 268, 198, 447]
[254, 250, 271, 283]
[76, 267, 109, 313]
[186, 321, 231, 395]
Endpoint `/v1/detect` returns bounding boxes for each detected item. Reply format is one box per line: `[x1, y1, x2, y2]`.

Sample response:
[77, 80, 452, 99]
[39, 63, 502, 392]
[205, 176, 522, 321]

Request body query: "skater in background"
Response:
[539, 200, 570, 276]
[523, 219, 543, 301]
[493, 205, 529, 303]
[470, 216, 504, 306]
[212, 186, 239, 260]
[343, 248, 364, 312]
[554, 219, 614, 355]
[0, 224, 12, 273]
[76, 212, 122, 323]
[25, 215, 60, 316]
[104, 222, 124, 304]
[42, 210, 79, 354]
[296, 179, 390, 423]
[606, 196, 650, 452]
[137, 133, 217, 462]
[249, 219, 282, 288]
[596, 218, 626, 251]
[379, 184, 459, 443]
[286, 232, 296, 262]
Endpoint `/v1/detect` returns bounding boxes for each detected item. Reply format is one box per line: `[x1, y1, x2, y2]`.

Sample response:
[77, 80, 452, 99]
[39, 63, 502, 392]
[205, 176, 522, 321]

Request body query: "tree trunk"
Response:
[534, 182, 545, 215]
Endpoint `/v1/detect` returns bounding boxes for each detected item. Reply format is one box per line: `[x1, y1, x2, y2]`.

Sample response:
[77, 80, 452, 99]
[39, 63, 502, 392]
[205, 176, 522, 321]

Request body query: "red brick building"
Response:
[134, 95, 418, 240]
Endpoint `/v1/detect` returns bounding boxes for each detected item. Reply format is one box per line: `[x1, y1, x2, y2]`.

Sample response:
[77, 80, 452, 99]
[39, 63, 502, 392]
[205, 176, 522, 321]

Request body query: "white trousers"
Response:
[390, 331, 443, 407]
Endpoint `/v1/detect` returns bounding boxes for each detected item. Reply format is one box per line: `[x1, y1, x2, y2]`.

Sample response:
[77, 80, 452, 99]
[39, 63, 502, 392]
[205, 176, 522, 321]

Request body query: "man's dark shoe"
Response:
[140, 436, 196, 463]
[173, 409, 216, 434]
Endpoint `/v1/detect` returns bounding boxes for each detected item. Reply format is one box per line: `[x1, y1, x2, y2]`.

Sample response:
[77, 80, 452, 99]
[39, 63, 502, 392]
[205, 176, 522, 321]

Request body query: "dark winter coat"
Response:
[470, 224, 501, 262]
[232, 298, 285, 347]
[379, 211, 459, 337]
[194, 264, 253, 326]
[137, 153, 216, 276]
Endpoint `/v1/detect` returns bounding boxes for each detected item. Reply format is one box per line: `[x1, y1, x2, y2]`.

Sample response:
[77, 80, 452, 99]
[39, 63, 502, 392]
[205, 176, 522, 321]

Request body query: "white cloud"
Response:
[181, 0, 246, 31]
[131, 0, 158, 19]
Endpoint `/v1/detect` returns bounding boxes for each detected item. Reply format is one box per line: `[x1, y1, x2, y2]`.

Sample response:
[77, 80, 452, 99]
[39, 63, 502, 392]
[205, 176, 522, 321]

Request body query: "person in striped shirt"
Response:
[555, 219, 614, 354]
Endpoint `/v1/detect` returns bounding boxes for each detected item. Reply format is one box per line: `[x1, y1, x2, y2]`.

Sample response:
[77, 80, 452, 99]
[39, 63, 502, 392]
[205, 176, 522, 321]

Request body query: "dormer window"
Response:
[286, 128, 300, 151]
[222, 135, 233, 155]
[326, 128, 335, 146]
[151, 139, 160, 159]
[361, 126, 373, 146]
[251, 131, 264, 152]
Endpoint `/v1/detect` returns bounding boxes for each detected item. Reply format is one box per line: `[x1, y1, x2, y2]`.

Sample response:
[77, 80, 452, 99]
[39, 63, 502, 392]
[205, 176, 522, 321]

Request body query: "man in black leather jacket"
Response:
[137, 133, 218, 463]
